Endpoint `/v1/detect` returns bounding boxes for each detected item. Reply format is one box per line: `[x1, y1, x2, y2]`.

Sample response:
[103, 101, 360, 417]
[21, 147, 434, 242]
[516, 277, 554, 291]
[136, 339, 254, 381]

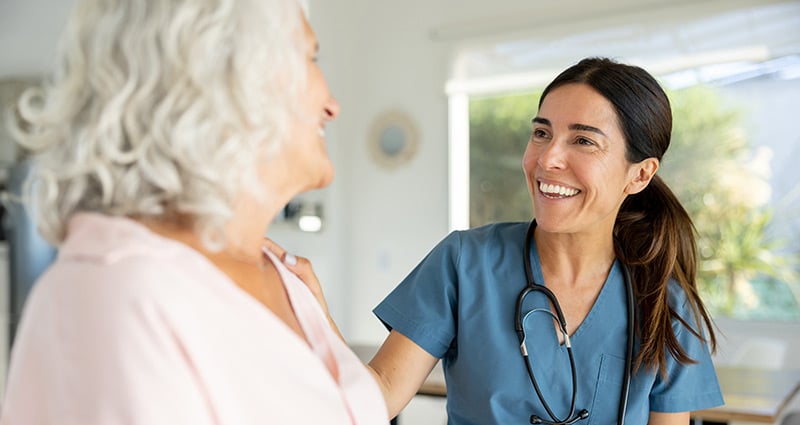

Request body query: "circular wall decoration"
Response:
[368, 110, 419, 170]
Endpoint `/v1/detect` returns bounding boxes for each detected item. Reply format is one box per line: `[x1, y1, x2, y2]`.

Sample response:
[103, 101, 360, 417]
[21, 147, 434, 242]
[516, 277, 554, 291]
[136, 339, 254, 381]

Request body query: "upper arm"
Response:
[367, 330, 439, 418]
[369, 233, 463, 418]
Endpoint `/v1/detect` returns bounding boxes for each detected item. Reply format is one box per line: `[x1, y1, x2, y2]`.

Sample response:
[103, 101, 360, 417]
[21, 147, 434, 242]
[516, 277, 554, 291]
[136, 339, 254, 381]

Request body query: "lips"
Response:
[538, 181, 580, 198]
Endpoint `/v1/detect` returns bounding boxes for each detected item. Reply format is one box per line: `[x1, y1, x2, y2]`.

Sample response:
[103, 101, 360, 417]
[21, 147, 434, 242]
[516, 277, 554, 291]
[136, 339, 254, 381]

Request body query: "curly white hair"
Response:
[9, 0, 310, 249]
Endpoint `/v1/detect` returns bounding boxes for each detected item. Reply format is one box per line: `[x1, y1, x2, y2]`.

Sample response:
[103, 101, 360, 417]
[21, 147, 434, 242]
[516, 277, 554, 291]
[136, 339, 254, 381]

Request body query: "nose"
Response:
[324, 95, 340, 121]
[537, 139, 566, 170]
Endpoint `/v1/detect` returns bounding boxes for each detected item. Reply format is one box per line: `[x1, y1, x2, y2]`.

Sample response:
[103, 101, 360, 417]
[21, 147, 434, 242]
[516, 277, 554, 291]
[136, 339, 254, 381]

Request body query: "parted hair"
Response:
[10, 0, 309, 249]
[539, 57, 717, 376]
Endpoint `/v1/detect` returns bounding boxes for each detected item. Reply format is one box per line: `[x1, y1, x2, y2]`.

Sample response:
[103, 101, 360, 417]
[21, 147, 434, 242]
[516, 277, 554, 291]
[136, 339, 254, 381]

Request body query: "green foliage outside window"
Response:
[468, 86, 799, 320]
[469, 92, 539, 226]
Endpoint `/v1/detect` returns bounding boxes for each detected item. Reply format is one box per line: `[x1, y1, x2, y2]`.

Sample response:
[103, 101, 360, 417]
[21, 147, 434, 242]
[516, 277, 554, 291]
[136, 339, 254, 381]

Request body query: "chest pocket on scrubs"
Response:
[588, 353, 628, 425]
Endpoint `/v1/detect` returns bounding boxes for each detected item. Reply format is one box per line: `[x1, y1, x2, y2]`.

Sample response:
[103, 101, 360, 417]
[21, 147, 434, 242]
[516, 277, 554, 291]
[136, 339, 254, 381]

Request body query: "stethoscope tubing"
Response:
[517, 220, 635, 425]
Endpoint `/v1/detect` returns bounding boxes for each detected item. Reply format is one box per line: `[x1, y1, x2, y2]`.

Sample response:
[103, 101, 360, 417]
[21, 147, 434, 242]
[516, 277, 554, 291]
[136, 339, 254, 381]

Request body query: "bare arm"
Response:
[648, 411, 690, 425]
[262, 239, 439, 418]
[367, 330, 439, 419]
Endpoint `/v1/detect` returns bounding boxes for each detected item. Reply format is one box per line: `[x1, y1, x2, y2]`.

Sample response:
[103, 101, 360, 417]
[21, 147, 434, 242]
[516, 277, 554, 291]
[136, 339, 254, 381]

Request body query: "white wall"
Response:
[0, 1, 74, 80]
[307, 0, 454, 343]
[1, 0, 799, 364]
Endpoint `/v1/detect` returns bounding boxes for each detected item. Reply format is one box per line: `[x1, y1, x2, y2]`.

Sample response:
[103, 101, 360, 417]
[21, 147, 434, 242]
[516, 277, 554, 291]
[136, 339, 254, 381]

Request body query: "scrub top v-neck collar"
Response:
[526, 240, 624, 345]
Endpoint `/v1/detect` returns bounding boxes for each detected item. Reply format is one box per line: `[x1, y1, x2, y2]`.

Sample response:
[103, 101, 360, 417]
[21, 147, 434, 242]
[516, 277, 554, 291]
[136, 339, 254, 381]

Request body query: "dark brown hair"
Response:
[539, 57, 716, 375]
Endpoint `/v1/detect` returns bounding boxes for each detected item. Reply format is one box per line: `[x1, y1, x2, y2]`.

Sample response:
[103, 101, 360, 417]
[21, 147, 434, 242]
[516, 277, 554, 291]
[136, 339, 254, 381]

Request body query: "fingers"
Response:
[262, 237, 301, 268]
[285, 255, 318, 286]
[261, 240, 328, 312]
[261, 238, 316, 281]
[262, 237, 286, 259]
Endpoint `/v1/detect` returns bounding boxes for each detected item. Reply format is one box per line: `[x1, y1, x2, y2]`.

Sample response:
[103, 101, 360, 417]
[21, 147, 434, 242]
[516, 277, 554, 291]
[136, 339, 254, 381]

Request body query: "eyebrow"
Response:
[532, 117, 607, 137]
[532, 117, 550, 126]
[570, 123, 606, 136]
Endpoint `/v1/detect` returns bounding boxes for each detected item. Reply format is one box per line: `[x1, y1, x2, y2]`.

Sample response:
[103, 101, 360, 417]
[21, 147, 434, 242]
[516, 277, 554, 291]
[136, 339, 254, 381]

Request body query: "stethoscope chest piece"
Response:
[516, 220, 635, 425]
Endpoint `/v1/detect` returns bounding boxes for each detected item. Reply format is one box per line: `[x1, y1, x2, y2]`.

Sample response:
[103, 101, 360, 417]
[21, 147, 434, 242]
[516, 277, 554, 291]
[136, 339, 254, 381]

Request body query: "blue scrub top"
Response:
[374, 222, 723, 425]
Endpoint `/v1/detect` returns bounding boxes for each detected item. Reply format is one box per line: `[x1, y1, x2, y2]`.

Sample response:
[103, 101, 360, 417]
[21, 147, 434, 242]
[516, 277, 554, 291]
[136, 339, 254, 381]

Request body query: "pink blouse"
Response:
[1, 213, 388, 425]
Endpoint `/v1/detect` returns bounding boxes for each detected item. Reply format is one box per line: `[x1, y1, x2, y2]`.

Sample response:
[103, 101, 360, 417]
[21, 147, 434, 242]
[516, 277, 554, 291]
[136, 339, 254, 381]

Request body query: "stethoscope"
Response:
[514, 220, 635, 425]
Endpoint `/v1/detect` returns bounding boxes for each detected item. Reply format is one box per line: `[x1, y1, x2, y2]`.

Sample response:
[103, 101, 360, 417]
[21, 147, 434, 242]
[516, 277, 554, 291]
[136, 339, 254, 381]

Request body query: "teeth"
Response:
[539, 182, 579, 197]
[318, 127, 326, 138]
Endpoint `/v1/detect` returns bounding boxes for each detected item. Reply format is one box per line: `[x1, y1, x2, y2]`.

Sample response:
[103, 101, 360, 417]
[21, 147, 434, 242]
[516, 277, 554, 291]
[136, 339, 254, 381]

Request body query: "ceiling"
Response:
[447, 1, 800, 94]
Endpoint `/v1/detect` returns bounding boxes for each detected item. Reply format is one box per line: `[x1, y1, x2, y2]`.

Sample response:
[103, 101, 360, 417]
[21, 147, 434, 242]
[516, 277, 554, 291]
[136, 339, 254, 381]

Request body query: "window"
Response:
[448, 2, 800, 320]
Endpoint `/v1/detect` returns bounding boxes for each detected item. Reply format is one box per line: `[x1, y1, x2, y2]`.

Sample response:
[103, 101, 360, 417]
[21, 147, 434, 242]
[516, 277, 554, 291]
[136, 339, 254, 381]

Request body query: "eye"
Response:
[531, 128, 549, 139]
[576, 136, 595, 146]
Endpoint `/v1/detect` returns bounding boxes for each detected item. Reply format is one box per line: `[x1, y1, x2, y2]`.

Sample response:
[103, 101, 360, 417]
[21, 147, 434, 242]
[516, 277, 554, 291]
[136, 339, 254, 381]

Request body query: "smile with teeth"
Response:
[539, 181, 580, 198]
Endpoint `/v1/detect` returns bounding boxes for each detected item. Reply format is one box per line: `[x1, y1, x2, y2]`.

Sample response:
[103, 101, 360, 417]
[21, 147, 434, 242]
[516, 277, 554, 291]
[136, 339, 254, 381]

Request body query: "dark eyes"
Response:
[531, 128, 549, 139]
[531, 129, 597, 148]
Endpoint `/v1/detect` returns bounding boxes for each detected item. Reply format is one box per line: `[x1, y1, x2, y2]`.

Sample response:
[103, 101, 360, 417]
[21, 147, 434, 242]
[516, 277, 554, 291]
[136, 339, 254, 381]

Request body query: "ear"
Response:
[625, 157, 659, 195]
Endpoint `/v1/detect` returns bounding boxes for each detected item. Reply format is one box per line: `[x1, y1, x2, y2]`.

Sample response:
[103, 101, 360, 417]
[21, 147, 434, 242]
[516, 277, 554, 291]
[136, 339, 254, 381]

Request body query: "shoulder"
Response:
[426, 222, 527, 267]
[31, 215, 232, 326]
[661, 278, 714, 347]
[28, 252, 213, 333]
[665, 279, 694, 319]
[448, 221, 528, 248]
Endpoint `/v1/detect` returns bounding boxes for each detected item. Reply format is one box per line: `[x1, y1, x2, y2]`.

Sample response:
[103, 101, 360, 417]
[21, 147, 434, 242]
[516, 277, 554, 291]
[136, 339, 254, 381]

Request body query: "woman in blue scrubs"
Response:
[272, 57, 723, 425]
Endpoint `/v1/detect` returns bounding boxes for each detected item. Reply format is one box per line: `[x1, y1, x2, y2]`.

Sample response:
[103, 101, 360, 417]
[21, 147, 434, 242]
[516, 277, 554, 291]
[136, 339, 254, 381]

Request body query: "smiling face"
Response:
[224, 12, 339, 257]
[522, 83, 658, 236]
[281, 14, 341, 192]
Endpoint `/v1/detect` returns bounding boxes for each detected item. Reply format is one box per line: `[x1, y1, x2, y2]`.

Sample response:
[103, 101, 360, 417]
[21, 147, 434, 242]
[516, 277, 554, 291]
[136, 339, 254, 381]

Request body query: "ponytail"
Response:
[615, 175, 717, 376]
[542, 57, 717, 376]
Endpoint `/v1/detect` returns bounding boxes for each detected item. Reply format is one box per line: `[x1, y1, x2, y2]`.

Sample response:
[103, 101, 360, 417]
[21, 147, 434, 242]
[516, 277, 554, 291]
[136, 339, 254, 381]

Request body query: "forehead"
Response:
[538, 83, 621, 130]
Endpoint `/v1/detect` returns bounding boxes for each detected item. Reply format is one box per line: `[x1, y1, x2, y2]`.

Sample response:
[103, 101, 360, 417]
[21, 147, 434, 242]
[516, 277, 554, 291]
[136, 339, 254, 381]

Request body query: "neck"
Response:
[139, 218, 267, 269]
[534, 226, 616, 288]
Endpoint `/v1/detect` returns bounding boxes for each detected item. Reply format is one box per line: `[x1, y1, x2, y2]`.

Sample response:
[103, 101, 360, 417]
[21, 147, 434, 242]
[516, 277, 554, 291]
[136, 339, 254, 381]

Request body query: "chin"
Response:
[318, 174, 334, 188]
[313, 165, 335, 189]
[531, 211, 566, 232]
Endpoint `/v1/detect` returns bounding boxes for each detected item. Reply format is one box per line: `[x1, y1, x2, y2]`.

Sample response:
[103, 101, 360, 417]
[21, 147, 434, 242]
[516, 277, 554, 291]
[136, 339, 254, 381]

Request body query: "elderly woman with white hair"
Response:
[0, 0, 388, 424]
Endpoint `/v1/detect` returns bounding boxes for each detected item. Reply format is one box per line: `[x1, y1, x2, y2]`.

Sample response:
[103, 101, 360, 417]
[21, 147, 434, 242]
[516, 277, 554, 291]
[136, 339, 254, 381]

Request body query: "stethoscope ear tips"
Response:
[578, 410, 589, 419]
[530, 416, 544, 424]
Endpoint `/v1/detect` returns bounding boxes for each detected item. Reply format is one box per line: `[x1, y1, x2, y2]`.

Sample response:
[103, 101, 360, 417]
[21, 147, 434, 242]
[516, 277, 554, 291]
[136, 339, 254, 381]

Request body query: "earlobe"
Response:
[626, 158, 659, 194]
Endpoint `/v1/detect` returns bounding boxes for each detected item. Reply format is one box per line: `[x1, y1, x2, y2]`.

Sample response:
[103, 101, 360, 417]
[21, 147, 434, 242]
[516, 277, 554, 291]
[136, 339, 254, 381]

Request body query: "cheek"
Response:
[522, 143, 537, 175]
